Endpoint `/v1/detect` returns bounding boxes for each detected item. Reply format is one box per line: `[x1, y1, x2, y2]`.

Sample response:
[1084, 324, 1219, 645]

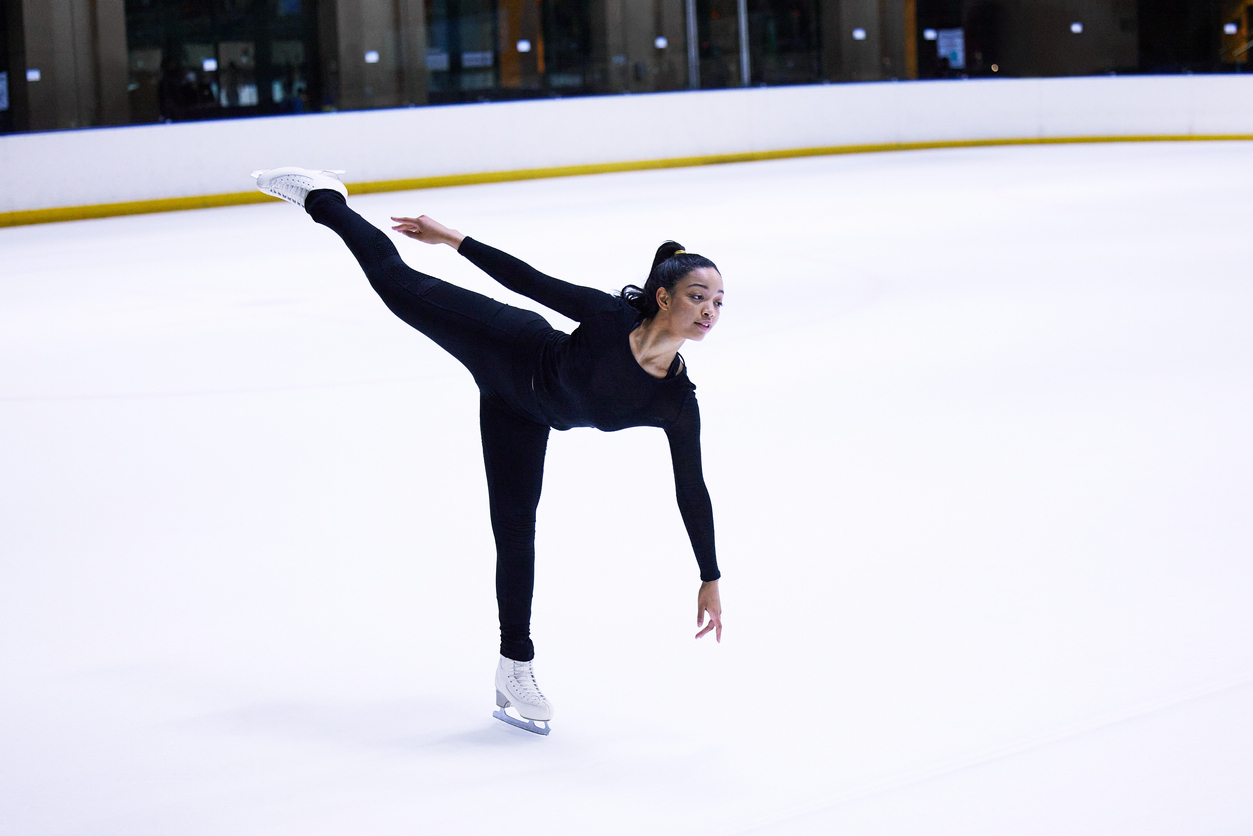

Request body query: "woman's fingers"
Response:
[695, 603, 722, 642]
[695, 579, 722, 641]
[695, 608, 722, 641]
[388, 215, 462, 248]
[390, 216, 431, 241]
[390, 215, 454, 245]
[695, 612, 722, 641]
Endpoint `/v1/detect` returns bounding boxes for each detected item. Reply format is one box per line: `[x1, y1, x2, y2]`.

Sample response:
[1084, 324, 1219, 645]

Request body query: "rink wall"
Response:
[4, 74, 1253, 226]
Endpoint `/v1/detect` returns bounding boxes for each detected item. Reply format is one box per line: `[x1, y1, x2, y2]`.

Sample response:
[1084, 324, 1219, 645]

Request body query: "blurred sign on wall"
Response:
[937, 28, 965, 70]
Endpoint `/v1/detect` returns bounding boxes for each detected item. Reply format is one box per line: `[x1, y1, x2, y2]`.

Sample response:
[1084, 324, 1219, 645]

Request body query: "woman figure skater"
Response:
[252, 167, 723, 735]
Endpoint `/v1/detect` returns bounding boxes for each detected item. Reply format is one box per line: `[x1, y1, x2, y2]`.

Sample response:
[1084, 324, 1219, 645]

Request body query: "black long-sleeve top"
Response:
[460, 238, 719, 582]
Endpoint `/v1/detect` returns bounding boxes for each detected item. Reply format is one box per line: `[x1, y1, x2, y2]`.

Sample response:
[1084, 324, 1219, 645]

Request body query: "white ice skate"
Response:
[493, 655, 553, 736]
[250, 167, 347, 207]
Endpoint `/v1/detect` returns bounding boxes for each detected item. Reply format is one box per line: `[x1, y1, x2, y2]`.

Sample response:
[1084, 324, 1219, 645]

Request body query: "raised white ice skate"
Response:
[250, 167, 347, 207]
[493, 655, 553, 736]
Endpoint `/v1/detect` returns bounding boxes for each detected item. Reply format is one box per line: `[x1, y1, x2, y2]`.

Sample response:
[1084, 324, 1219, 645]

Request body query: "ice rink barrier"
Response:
[4, 74, 1253, 225]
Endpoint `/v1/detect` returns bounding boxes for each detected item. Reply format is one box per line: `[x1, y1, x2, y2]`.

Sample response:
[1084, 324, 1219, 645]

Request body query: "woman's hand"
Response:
[696, 580, 722, 642]
[390, 215, 465, 249]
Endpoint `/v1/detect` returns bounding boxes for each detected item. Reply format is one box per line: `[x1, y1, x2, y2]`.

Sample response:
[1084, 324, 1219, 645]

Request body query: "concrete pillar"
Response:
[879, 0, 908, 78]
[498, 0, 541, 89]
[23, 0, 72, 129]
[824, 0, 912, 82]
[95, 0, 128, 125]
[1219, 0, 1249, 64]
[820, 0, 844, 81]
[324, 0, 426, 111]
[588, 0, 685, 93]
[840, 0, 884, 80]
[903, 0, 918, 77]
[686, 0, 699, 87]
[633, 0, 688, 92]
[317, 0, 340, 110]
[13, 0, 127, 131]
[588, 0, 628, 92]
[736, 0, 749, 85]
[397, 0, 428, 105]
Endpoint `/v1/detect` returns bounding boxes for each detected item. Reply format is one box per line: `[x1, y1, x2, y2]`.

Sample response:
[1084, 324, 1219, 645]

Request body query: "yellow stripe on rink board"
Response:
[4, 133, 1253, 228]
[0, 191, 276, 227]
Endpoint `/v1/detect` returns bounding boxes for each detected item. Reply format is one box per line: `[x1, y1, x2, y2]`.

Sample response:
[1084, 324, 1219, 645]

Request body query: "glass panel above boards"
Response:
[4, 0, 1252, 133]
[122, 0, 321, 125]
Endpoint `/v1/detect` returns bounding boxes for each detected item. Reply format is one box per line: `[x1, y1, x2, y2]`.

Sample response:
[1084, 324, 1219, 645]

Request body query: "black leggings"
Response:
[307, 190, 550, 661]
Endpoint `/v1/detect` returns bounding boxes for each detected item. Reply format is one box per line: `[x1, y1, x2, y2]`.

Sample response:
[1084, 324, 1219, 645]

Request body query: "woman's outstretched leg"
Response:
[304, 189, 549, 387]
[479, 395, 550, 663]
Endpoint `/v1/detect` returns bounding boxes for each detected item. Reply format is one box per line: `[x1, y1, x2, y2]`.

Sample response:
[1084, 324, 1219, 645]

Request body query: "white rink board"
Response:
[2, 141, 1253, 835]
[5, 74, 1253, 212]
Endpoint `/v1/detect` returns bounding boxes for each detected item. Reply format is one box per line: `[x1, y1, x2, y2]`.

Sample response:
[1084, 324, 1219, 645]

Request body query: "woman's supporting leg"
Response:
[306, 190, 553, 660]
[305, 189, 548, 386]
[479, 395, 550, 662]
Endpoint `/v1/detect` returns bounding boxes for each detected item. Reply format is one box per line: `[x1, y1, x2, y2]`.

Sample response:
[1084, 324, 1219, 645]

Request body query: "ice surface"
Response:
[2, 142, 1252, 835]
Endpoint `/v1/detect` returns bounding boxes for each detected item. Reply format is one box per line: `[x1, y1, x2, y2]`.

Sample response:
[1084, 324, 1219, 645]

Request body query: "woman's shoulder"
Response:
[580, 295, 641, 330]
[609, 294, 640, 320]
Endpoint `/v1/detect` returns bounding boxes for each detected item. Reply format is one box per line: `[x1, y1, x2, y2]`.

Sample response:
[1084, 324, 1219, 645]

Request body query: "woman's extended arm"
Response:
[665, 395, 722, 641]
[665, 395, 719, 580]
[391, 215, 614, 322]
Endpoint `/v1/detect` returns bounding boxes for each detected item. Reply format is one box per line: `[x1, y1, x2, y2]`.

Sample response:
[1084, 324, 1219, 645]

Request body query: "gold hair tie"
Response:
[674, 250, 686, 255]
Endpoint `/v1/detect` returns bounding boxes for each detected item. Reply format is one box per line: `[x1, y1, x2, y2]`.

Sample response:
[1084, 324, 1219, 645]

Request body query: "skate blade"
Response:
[493, 707, 551, 736]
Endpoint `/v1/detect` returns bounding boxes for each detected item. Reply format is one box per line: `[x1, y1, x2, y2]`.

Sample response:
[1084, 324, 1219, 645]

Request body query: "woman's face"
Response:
[659, 267, 724, 340]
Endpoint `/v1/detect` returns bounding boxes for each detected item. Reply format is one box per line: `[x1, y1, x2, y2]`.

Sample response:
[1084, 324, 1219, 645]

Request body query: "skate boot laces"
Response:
[250, 167, 347, 207]
[510, 659, 547, 703]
